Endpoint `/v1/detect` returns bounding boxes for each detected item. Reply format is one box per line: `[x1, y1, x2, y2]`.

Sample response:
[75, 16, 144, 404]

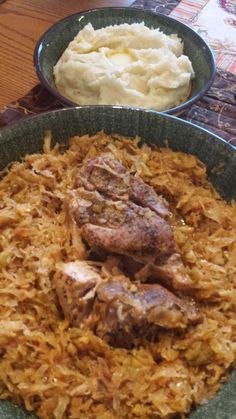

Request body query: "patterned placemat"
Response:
[0, 0, 235, 147]
[134, 0, 236, 75]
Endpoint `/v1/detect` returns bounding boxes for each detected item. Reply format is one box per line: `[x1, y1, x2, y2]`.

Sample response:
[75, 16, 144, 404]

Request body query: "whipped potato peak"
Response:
[54, 22, 195, 110]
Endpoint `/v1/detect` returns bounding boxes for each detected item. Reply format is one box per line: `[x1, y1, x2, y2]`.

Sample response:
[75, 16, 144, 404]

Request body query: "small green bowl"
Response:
[34, 7, 216, 115]
[0, 106, 235, 419]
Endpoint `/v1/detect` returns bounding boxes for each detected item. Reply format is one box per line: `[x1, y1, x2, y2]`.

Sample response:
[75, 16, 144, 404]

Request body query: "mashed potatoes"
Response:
[54, 23, 195, 110]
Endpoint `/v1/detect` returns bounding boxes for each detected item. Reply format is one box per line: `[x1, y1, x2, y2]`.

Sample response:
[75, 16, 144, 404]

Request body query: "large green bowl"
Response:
[0, 106, 235, 419]
[34, 7, 216, 115]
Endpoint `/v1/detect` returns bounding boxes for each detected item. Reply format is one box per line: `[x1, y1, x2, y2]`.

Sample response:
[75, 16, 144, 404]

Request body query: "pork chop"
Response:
[67, 156, 195, 291]
[76, 156, 169, 219]
[68, 188, 174, 260]
[54, 261, 101, 326]
[54, 261, 202, 347]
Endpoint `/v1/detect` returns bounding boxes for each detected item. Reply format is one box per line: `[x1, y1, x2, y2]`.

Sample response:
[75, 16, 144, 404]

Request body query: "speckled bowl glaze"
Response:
[0, 106, 235, 419]
[34, 7, 216, 115]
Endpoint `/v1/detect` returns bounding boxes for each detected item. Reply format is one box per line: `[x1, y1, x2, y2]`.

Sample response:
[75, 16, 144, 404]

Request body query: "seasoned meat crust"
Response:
[69, 188, 174, 260]
[76, 156, 170, 219]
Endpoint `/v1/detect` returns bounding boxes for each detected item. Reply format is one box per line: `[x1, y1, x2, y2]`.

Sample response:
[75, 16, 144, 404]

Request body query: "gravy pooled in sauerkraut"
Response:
[54, 22, 194, 110]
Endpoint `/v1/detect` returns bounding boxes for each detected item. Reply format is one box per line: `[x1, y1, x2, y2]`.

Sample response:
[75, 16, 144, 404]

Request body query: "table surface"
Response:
[0, 0, 133, 110]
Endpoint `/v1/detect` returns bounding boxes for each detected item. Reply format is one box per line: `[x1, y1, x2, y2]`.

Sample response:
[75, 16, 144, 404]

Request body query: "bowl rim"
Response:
[0, 105, 234, 153]
[33, 6, 217, 115]
[0, 105, 236, 419]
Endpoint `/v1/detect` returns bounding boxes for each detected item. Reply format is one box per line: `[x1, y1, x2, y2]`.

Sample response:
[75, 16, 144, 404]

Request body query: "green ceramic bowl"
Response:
[34, 7, 216, 115]
[0, 106, 235, 419]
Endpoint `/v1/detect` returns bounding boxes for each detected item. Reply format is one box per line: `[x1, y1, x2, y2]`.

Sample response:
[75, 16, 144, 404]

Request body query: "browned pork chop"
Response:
[66, 156, 195, 291]
[68, 188, 174, 260]
[76, 156, 169, 219]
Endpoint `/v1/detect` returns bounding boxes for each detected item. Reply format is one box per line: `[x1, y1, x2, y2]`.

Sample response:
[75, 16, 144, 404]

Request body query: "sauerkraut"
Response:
[0, 132, 235, 419]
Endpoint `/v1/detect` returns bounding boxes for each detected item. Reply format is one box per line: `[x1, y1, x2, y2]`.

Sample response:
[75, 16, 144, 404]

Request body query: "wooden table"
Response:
[0, 0, 133, 110]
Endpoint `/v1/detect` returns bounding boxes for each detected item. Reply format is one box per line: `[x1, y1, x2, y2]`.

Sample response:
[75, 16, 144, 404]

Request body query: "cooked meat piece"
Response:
[54, 261, 202, 347]
[152, 253, 196, 291]
[135, 253, 195, 291]
[77, 157, 129, 198]
[67, 156, 193, 292]
[68, 188, 175, 260]
[54, 261, 101, 327]
[76, 157, 169, 218]
[95, 281, 202, 340]
[130, 177, 169, 219]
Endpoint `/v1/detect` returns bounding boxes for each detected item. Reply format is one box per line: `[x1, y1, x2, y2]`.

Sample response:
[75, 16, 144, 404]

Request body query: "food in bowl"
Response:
[53, 23, 194, 110]
[0, 130, 235, 418]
